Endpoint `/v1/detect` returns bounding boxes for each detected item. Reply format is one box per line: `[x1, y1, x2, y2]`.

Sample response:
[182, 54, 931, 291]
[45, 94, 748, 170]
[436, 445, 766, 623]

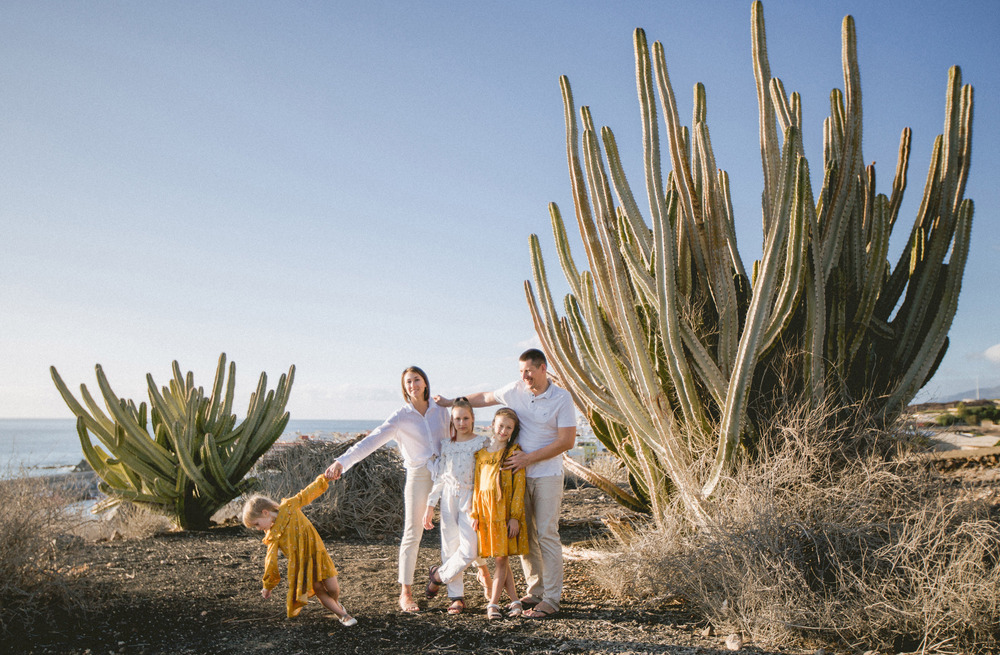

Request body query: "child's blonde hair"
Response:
[493, 407, 521, 462]
[448, 396, 475, 442]
[242, 494, 280, 528]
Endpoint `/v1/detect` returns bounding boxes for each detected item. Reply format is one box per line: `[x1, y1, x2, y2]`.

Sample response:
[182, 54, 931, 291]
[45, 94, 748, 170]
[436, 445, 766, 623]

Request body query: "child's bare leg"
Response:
[503, 566, 519, 605]
[314, 577, 350, 619]
[476, 563, 493, 599]
[489, 557, 509, 607]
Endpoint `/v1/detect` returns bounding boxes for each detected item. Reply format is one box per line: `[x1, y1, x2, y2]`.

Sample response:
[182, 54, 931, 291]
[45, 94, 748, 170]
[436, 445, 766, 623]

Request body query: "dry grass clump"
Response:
[586, 453, 628, 486]
[565, 451, 630, 494]
[250, 436, 404, 540]
[68, 501, 175, 541]
[0, 473, 91, 637]
[592, 408, 1000, 654]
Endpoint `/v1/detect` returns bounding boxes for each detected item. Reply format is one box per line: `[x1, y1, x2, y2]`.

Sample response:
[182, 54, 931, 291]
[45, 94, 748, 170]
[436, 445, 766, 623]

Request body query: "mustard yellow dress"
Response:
[470, 446, 528, 557]
[261, 475, 339, 618]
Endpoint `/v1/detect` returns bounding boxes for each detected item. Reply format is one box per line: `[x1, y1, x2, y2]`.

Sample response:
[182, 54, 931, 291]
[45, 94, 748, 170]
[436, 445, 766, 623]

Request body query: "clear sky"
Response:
[1, 1, 997, 420]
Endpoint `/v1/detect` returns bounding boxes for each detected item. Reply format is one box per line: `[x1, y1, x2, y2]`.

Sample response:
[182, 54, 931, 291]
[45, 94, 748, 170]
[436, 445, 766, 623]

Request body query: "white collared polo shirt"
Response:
[493, 380, 576, 478]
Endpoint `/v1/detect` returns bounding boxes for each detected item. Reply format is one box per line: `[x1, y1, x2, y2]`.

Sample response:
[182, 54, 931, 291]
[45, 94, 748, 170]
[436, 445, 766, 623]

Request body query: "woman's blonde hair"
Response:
[242, 494, 280, 528]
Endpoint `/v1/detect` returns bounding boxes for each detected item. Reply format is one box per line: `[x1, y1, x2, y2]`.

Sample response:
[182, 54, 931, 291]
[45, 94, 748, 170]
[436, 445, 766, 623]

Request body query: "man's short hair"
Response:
[519, 348, 547, 368]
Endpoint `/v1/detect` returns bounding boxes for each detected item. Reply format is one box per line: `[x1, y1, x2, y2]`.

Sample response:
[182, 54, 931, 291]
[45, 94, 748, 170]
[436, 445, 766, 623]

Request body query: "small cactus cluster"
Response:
[526, 2, 973, 525]
[51, 354, 294, 530]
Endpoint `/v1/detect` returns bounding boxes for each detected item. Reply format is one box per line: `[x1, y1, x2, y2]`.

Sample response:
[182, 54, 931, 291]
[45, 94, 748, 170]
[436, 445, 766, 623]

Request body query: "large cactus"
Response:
[51, 354, 294, 530]
[526, 2, 973, 526]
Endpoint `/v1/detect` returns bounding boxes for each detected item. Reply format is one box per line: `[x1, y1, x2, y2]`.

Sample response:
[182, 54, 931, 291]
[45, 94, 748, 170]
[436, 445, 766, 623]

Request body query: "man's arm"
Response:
[503, 426, 576, 471]
[435, 391, 498, 408]
[466, 391, 498, 408]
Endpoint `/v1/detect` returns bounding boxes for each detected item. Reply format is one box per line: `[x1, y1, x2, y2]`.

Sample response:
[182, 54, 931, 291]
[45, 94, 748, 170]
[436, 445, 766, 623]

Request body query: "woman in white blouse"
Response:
[324, 366, 448, 613]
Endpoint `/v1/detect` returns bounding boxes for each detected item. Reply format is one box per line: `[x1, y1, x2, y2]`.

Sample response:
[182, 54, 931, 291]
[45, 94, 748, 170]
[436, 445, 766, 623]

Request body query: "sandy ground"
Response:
[21, 485, 817, 655]
[18, 446, 1000, 655]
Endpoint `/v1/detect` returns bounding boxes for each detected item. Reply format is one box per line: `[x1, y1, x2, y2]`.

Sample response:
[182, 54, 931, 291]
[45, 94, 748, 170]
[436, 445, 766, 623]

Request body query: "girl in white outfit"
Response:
[422, 397, 491, 614]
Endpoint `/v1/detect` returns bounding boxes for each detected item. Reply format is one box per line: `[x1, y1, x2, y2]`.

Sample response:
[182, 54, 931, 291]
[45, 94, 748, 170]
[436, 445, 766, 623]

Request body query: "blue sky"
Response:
[1, 1, 997, 419]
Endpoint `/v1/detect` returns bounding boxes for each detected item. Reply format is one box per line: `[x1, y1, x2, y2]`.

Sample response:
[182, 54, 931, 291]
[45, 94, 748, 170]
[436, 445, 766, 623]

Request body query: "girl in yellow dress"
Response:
[243, 475, 356, 626]
[470, 407, 528, 619]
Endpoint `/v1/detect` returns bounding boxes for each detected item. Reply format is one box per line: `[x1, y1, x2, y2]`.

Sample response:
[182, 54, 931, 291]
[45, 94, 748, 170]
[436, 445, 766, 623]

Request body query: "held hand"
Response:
[261, 588, 271, 600]
[508, 518, 520, 538]
[324, 461, 344, 480]
[502, 449, 530, 472]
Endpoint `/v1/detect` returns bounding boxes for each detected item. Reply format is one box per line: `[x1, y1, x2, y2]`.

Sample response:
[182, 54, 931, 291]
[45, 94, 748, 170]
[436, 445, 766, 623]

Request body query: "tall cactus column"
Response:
[526, 1, 973, 526]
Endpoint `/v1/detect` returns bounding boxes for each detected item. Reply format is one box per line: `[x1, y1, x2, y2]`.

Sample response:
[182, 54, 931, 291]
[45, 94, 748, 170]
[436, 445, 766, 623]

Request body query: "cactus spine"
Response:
[51, 354, 294, 530]
[527, 2, 973, 526]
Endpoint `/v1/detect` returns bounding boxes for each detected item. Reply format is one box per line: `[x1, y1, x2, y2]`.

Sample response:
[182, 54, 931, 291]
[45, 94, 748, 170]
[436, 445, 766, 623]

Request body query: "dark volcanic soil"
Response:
[20, 486, 808, 655]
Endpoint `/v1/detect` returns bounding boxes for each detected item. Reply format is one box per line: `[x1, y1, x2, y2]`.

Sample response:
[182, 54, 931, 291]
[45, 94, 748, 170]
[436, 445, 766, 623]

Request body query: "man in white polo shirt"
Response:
[438, 349, 576, 619]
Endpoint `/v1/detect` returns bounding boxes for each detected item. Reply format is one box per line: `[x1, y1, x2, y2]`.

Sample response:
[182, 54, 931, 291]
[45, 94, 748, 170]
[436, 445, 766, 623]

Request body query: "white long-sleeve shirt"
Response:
[427, 433, 488, 510]
[335, 399, 449, 472]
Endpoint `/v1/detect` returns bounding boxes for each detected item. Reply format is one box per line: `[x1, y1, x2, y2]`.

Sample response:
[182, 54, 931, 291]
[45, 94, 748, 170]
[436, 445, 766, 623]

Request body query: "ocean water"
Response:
[0, 417, 600, 479]
[0, 418, 382, 478]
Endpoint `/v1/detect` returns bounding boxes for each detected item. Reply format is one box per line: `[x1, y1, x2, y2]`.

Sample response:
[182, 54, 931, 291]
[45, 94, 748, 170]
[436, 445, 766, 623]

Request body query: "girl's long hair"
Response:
[493, 407, 521, 462]
[449, 397, 475, 442]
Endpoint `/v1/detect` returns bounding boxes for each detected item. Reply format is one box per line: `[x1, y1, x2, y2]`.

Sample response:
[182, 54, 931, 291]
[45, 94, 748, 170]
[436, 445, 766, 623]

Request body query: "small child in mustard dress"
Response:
[470, 408, 527, 619]
[243, 474, 356, 625]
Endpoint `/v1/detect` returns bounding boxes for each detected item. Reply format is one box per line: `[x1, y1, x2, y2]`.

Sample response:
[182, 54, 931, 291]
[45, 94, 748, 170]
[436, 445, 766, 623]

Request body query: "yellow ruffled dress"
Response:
[261, 475, 339, 618]
[470, 446, 528, 557]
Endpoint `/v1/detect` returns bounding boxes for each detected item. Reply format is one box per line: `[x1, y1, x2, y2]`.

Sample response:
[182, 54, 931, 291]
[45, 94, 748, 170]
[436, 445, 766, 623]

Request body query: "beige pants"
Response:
[398, 466, 433, 586]
[520, 473, 564, 610]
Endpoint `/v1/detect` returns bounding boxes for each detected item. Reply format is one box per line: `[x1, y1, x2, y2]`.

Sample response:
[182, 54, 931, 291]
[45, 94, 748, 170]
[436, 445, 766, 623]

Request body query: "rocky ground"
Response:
[18, 448, 1000, 655]
[21, 485, 813, 655]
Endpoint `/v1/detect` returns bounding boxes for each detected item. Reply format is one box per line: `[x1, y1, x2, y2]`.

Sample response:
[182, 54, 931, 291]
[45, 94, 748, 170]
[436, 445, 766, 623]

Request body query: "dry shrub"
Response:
[0, 474, 90, 637]
[69, 501, 175, 541]
[565, 451, 628, 490]
[593, 407, 1000, 654]
[587, 453, 627, 486]
[250, 436, 404, 540]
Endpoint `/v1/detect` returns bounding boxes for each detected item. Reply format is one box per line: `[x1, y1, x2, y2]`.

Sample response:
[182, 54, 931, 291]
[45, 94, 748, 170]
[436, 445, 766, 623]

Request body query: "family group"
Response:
[241, 349, 577, 625]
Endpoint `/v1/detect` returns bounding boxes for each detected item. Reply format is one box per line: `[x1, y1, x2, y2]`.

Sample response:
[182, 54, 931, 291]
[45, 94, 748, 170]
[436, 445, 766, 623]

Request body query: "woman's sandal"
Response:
[507, 600, 523, 617]
[486, 603, 502, 620]
[447, 599, 465, 615]
[426, 565, 443, 599]
[399, 595, 420, 613]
